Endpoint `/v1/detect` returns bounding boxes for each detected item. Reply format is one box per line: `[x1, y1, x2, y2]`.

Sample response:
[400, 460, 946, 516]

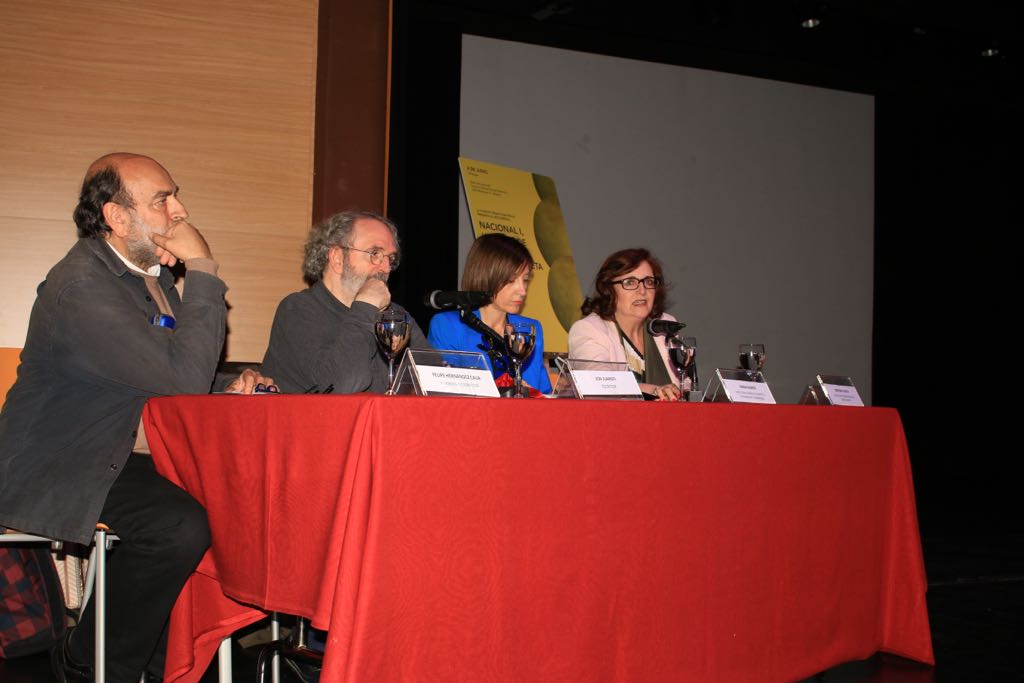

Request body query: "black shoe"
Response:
[50, 629, 93, 683]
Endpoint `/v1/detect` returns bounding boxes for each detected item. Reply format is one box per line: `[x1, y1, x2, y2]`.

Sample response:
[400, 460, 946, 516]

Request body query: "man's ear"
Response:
[102, 202, 131, 238]
[328, 245, 345, 273]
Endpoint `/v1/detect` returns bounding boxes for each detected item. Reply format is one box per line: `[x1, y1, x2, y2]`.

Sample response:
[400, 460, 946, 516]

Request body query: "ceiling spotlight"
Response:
[801, 18, 821, 29]
[981, 47, 999, 58]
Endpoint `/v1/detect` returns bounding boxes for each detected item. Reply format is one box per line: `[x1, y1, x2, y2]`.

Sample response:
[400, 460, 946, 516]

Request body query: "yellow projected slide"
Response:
[459, 158, 585, 352]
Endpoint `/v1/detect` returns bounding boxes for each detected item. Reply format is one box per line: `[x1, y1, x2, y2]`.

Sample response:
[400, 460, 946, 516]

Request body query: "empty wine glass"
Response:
[738, 343, 766, 378]
[503, 321, 536, 398]
[375, 309, 411, 394]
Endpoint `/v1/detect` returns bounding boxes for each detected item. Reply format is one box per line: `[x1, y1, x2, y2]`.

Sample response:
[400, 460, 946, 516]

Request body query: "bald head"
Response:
[85, 153, 173, 186]
[73, 153, 175, 240]
[85, 152, 145, 178]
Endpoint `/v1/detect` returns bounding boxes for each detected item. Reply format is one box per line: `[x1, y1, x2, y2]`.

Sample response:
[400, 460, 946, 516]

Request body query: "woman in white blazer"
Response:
[568, 248, 688, 400]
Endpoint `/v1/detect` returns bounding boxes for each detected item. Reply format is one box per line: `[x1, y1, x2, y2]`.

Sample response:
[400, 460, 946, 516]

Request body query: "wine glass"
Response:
[668, 336, 697, 396]
[375, 310, 411, 394]
[681, 337, 698, 390]
[503, 321, 536, 398]
[738, 343, 766, 378]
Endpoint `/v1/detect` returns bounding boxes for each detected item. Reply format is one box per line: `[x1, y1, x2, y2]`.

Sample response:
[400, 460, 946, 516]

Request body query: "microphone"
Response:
[646, 318, 686, 337]
[423, 290, 491, 310]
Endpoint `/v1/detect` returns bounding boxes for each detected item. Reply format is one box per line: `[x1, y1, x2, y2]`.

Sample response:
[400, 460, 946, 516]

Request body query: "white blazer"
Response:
[567, 312, 682, 383]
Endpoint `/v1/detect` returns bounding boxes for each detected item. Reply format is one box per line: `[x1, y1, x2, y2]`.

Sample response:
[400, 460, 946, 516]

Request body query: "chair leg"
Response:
[95, 526, 107, 683]
[217, 637, 232, 683]
[270, 611, 281, 683]
[256, 640, 282, 683]
[255, 614, 323, 683]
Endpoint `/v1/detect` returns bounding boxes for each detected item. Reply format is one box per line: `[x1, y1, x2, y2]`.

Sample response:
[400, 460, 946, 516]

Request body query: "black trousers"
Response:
[70, 454, 210, 683]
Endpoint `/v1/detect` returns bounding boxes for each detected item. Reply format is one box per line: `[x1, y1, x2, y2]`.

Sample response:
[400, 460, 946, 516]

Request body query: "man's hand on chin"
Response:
[354, 278, 391, 310]
[151, 220, 213, 264]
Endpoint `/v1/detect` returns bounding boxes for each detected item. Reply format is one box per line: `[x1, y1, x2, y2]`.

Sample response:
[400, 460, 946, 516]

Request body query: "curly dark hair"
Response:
[302, 210, 399, 285]
[73, 166, 134, 238]
[580, 247, 669, 320]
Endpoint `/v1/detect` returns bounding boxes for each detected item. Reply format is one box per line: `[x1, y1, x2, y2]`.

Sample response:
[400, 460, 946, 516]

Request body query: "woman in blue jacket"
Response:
[428, 233, 552, 394]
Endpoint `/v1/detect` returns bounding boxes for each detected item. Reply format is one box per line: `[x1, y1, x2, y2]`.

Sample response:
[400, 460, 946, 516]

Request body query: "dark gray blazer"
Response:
[0, 237, 226, 543]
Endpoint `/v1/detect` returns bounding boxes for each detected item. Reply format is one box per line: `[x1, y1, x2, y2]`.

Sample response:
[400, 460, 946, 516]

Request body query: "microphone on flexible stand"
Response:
[423, 289, 509, 374]
[646, 318, 686, 337]
[423, 290, 491, 311]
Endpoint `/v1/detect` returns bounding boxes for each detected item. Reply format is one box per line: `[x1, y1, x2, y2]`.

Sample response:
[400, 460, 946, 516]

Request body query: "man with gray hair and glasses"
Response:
[261, 211, 428, 394]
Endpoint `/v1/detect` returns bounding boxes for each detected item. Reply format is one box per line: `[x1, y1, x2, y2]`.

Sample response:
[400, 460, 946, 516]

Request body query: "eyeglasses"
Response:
[343, 246, 400, 271]
[610, 276, 662, 290]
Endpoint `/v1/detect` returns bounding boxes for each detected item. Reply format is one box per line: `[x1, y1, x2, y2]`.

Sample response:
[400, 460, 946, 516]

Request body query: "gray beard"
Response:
[340, 266, 388, 294]
[124, 211, 160, 270]
[125, 236, 159, 270]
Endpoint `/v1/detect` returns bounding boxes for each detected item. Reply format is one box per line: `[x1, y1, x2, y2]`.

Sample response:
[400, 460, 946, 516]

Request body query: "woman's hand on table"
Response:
[640, 382, 681, 401]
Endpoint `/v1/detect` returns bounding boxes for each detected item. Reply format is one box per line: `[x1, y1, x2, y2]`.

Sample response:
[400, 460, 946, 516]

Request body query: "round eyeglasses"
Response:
[343, 246, 400, 271]
[609, 276, 662, 290]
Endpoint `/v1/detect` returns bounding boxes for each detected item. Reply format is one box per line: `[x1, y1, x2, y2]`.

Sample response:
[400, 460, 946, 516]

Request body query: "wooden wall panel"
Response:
[314, 0, 392, 220]
[0, 0, 318, 361]
[0, 216, 78, 346]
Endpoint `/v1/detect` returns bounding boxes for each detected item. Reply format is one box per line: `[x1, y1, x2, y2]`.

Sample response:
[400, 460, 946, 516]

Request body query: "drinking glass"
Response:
[668, 336, 697, 395]
[738, 343, 766, 377]
[375, 310, 411, 394]
[503, 321, 536, 398]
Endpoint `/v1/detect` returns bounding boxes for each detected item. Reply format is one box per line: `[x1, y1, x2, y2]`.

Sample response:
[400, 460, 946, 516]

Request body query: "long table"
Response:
[144, 395, 933, 682]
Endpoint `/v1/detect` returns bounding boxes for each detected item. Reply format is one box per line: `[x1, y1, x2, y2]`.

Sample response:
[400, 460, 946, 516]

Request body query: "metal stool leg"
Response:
[217, 637, 232, 683]
[256, 613, 322, 683]
[256, 612, 284, 683]
[2, 530, 117, 683]
[271, 611, 281, 683]
[95, 526, 107, 683]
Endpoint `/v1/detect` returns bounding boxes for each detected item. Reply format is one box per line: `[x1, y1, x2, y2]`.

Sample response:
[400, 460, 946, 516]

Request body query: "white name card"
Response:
[414, 365, 500, 397]
[571, 370, 642, 398]
[822, 383, 864, 407]
[721, 378, 777, 404]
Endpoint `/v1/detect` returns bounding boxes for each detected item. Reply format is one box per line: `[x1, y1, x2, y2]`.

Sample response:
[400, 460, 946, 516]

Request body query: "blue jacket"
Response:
[427, 310, 552, 393]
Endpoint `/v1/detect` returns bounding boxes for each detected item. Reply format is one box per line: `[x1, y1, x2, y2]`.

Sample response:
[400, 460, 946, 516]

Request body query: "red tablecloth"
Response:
[144, 395, 933, 682]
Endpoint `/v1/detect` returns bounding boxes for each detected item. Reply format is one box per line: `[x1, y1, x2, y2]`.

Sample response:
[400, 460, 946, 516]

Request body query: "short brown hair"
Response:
[461, 233, 533, 297]
[580, 248, 669, 320]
